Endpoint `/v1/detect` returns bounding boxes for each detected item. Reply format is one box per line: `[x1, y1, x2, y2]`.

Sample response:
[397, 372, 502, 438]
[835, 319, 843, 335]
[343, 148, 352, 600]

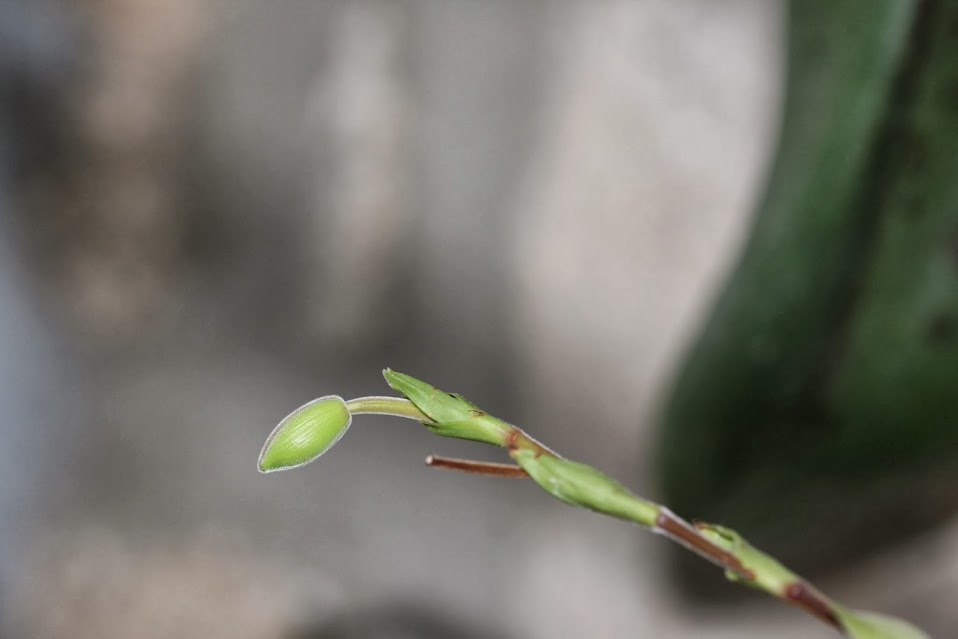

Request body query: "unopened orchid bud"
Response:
[258, 395, 352, 473]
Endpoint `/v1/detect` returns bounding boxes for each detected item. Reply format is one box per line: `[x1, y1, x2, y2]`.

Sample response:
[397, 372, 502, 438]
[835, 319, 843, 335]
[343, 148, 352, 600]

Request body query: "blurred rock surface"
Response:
[5, 1, 952, 638]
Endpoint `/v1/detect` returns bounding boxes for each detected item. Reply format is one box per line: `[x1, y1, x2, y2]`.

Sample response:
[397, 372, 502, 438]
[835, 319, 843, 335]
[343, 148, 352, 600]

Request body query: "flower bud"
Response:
[258, 395, 352, 473]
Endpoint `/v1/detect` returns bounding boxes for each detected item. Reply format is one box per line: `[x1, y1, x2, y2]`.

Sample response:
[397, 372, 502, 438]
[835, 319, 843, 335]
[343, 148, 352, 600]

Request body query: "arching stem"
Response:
[345, 396, 433, 423]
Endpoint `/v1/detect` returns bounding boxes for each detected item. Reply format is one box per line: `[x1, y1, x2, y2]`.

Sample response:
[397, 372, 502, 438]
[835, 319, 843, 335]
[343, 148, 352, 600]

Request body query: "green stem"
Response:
[345, 396, 433, 423]
[262, 370, 929, 638]
[376, 370, 893, 636]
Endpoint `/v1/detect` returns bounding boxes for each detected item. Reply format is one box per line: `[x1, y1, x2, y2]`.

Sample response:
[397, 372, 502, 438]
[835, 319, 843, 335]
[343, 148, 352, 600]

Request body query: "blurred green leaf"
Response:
[659, 0, 958, 577]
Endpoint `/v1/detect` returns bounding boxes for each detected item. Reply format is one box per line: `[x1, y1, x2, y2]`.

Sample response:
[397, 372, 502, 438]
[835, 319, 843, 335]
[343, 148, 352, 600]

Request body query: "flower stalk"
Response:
[258, 369, 929, 639]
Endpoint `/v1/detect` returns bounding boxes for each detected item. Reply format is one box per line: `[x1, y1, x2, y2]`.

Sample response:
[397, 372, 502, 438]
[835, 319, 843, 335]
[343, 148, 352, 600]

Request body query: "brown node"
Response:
[784, 581, 840, 628]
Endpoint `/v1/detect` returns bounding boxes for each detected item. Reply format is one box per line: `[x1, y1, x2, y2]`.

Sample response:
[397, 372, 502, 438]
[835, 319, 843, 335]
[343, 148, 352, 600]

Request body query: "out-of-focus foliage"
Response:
[660, 0, 958, 578]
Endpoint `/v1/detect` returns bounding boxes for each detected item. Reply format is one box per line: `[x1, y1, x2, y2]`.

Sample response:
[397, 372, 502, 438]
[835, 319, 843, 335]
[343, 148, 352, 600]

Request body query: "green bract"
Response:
[836, 609, 930, 639]
[511, 450, 658, 526]
[697, 522, 797, 588]
[258, 395, 352, 473]
[383, 368, 510, 446]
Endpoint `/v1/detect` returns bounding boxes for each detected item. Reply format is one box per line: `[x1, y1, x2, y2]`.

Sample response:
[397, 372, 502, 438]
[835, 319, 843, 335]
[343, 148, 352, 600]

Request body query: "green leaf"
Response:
[836, 608, 930, 639]
[660, 0, 918, 520]
[258, 395, 352, 473]
[659, 0, 958, 579]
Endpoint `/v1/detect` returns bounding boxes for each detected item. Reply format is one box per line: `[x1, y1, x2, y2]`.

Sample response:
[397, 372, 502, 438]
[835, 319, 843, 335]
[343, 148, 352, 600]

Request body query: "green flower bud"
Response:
[258, 395, 352, 473]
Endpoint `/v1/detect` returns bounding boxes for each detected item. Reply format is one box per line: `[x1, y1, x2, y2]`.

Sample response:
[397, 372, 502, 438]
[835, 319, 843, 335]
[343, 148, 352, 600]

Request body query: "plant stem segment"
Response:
[344, 396, 433, 423]
[263, 370, 928, 638]
[377, 370, 867, 636]
[425, 455, 528, 478]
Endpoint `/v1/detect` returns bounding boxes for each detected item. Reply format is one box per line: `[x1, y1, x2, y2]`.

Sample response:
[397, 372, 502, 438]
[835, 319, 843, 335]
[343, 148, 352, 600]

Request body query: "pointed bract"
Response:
[382, 369, 477, 423]
[511, 449, 658, 526]
[383, 369, 511, 446]
[836, 609, 930, 639]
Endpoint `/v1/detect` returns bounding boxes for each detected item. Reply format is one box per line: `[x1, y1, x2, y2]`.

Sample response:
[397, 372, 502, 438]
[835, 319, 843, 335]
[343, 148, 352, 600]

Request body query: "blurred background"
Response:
[0, 1, 954, 637]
